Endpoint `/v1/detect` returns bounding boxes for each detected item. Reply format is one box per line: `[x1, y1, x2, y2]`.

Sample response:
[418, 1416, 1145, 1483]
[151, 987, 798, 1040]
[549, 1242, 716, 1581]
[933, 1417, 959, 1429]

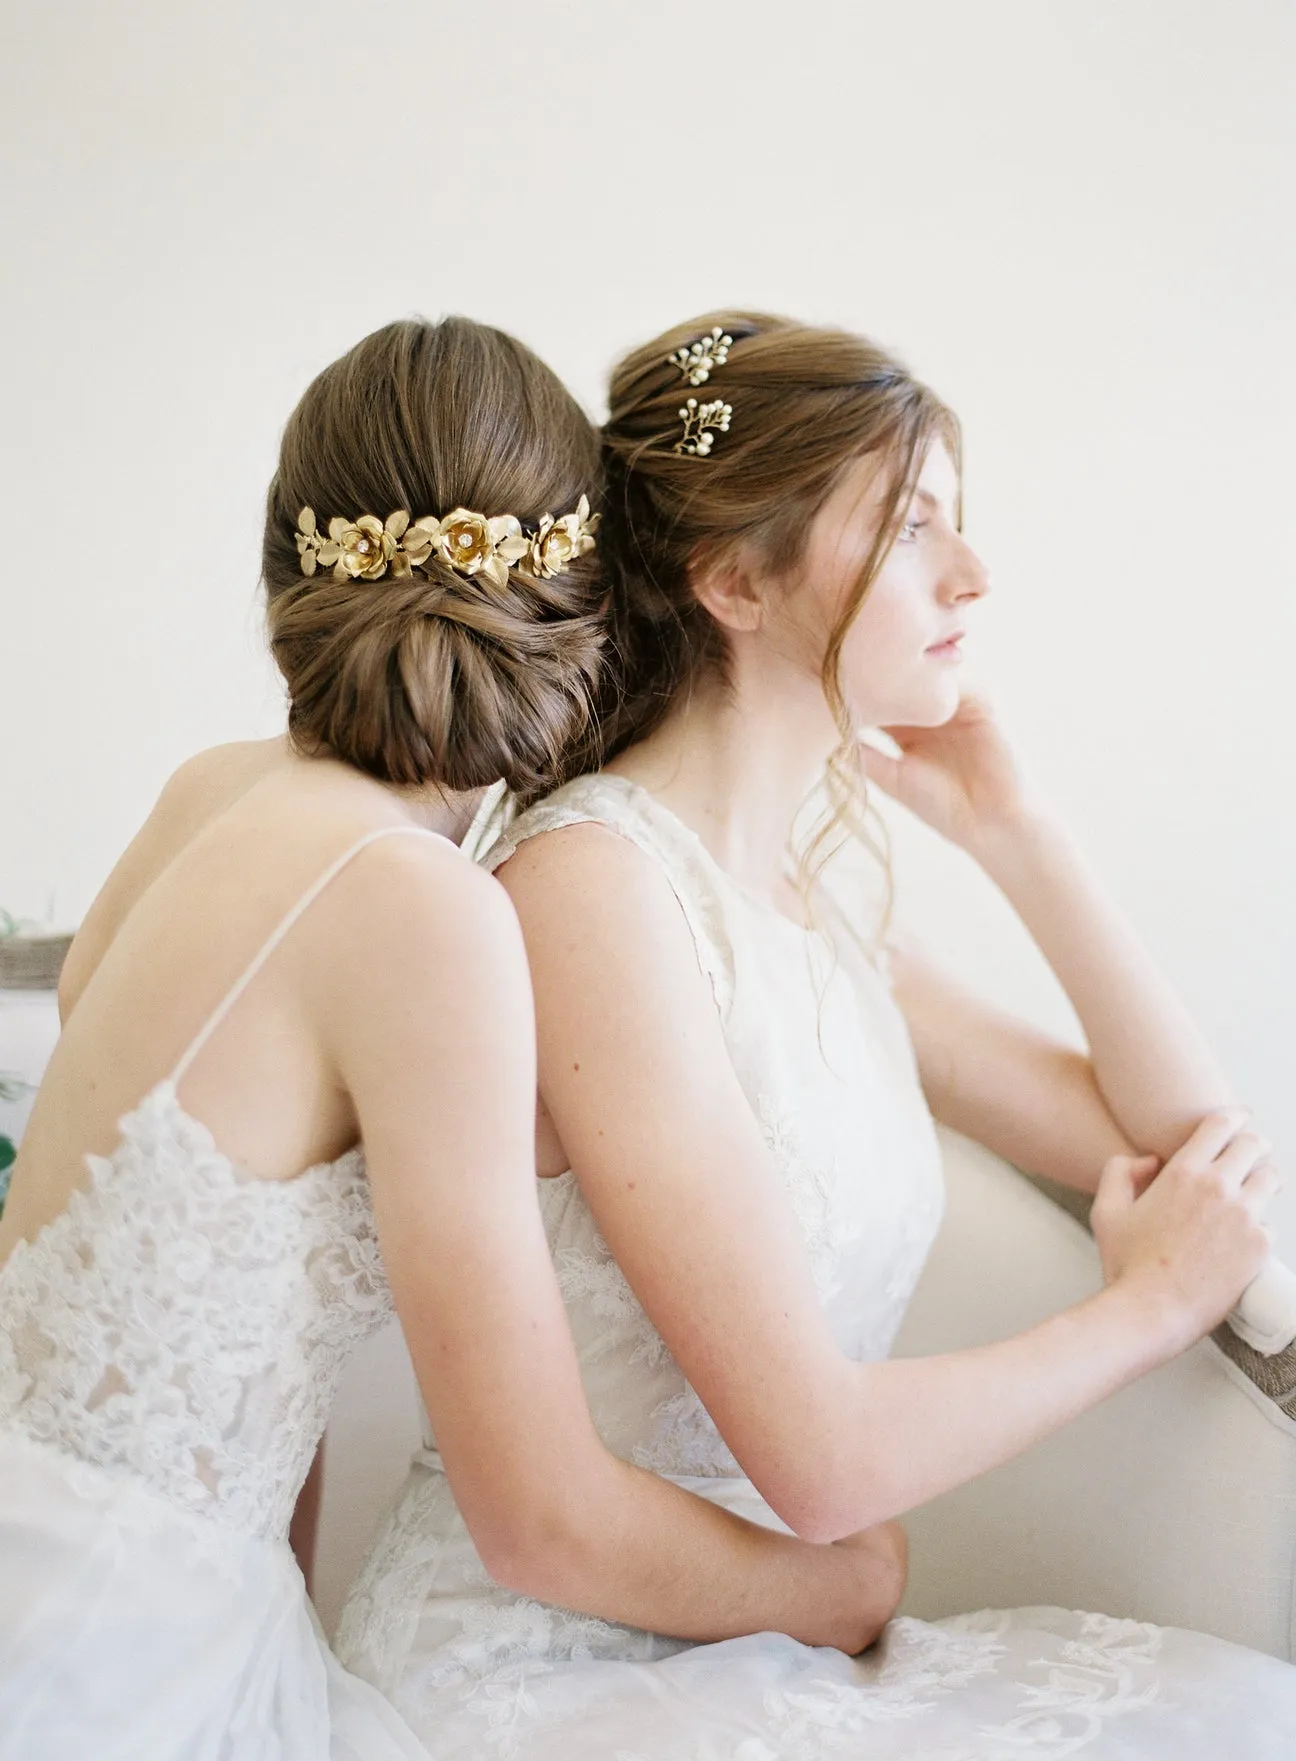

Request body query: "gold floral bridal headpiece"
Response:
[294, 497, 599, 591]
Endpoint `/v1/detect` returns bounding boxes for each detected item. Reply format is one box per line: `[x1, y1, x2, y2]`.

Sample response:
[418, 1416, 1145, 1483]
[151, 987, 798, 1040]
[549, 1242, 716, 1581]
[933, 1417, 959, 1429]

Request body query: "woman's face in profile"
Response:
[781, 438, 990, 731]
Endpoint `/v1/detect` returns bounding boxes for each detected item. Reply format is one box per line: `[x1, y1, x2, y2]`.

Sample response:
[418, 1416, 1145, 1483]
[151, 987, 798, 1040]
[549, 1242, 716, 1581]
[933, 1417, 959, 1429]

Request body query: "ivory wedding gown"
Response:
[0, 828, 441, 1761]
[337, 775, 1296, 1760]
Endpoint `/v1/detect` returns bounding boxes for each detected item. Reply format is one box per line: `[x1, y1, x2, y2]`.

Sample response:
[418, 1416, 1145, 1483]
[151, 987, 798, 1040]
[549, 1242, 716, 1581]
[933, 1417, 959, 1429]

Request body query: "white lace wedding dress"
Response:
[0, 828, 439, 1761]
[336, 776, 1296, 1759]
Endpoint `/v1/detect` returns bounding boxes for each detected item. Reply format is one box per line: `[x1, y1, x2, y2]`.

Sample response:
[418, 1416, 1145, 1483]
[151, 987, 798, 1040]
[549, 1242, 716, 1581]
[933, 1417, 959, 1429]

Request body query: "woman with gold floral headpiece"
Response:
[0, 316, 915, 1761]
[335, 312, 1296, 1757]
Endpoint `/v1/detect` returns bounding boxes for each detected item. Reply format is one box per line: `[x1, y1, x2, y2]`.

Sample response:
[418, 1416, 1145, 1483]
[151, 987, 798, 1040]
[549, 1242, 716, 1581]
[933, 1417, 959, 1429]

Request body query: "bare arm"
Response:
[326, 841, 899, 1651]
[890, 944, 1133, 1192]
[862, 700, 1254, 1184]
[964, 808, 1237, 1160]
[498, 823, 1273, 1544]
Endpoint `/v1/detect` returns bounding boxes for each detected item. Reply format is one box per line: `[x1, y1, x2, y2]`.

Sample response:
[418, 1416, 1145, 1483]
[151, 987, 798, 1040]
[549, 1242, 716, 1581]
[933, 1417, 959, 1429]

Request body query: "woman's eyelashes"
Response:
[898, 517, 928, 543]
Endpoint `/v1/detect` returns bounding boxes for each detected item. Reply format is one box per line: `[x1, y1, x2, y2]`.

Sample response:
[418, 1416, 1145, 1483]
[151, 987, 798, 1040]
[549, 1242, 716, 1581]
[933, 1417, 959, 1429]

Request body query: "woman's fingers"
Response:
[1168, 1107, 1251, 1173]
[1128, 1154, 1163, 1198]
[1239, 1161, 1282, 1219]
[1093, 1152, 1157, 1221]
[1207, 1130, 1272, 1191]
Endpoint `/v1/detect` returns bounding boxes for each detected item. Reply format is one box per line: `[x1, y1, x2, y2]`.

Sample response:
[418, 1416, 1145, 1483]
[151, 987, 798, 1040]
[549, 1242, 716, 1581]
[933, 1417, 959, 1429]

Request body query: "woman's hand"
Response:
[859, 693, 1042, 852]
[1092, 1110, 1279, 1350]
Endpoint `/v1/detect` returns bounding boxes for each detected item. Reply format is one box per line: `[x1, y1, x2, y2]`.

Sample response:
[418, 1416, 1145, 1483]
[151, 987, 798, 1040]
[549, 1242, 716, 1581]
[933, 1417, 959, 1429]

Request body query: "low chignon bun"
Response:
[262, 316, 604, 804]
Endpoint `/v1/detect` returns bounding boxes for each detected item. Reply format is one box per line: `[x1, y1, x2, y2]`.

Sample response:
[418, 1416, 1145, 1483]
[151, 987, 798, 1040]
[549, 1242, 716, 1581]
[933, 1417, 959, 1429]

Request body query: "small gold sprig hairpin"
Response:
[673, 397, 732, 458]
[668, 326, 732, 387]
[294, 496, 599, 589]
[667, 326, 736, 456]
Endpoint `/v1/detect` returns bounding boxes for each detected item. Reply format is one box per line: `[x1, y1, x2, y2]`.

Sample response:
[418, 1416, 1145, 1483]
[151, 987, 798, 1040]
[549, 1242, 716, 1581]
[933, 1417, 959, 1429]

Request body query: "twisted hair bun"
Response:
[262, 317, 603, 803]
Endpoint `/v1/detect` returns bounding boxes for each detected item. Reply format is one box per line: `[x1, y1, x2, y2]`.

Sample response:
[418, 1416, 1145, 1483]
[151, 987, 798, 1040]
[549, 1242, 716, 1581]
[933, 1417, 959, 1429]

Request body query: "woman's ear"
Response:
[686, 545, 765, 635]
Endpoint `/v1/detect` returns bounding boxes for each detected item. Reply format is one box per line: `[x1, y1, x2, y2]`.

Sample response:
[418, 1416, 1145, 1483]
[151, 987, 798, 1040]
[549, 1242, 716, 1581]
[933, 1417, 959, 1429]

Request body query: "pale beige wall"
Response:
[3, 0, 1292, 1284]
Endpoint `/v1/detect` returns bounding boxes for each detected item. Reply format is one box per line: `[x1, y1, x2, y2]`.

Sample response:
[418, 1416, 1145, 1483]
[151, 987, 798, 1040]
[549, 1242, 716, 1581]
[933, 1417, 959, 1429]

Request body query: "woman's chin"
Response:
[879, 684, 962, 730]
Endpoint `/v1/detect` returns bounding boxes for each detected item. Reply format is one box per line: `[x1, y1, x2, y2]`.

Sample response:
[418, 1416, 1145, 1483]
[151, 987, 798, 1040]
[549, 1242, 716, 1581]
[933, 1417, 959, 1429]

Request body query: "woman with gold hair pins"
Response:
[337, 315, 1296, 1756]
[0, 316, 915, 1760]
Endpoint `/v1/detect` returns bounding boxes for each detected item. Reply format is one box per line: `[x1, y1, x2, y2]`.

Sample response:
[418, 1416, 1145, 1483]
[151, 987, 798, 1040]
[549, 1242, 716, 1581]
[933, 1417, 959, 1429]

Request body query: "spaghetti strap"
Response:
[170, 824, 452, 1087]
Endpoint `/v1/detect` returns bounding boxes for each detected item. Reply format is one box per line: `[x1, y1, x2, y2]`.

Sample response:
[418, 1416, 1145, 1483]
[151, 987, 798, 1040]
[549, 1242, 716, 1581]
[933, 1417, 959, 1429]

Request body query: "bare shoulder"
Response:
[59, 740, 289, 1016]
[103, 738, 288, 885]
[494, 818, 714, 1012]
[326, 830, 526, 989]
[318, 832, 537, 1101]
[155, 738, 289, 828]
[496, 818, 675, 924]
[346, 827, 506, 919]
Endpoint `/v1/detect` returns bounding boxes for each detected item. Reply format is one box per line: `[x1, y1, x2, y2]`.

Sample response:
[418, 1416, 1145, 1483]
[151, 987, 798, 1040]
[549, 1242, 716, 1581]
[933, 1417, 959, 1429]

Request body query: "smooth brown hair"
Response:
[591, 309, 960, 897]
[263, 317, 603, 804]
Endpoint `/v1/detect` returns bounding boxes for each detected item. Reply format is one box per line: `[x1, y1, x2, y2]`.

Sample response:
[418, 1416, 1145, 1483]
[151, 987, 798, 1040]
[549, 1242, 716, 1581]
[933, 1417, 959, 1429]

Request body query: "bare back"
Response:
[0, 738, 458, 1265]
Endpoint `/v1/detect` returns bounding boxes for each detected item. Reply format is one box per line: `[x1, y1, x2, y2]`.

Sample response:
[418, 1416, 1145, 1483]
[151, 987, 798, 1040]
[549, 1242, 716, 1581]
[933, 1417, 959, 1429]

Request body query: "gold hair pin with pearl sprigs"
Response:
[667, 327, 735, 456]
[294, 497, 599, 590]
[668, 325, 732, 386]
[673, 397, 732, 458]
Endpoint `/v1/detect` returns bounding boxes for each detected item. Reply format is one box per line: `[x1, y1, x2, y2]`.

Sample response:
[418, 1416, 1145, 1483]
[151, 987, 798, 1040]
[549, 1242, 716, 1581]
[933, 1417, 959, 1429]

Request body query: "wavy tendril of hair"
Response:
[262, 315, 605, 807]
[588, 309, 960, 939]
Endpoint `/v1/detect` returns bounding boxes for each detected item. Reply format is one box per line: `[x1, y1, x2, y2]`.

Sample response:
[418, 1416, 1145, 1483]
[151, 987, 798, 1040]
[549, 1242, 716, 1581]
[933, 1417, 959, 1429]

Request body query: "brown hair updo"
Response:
[263, 317, 602, 805]
[594, 311, 959, 773]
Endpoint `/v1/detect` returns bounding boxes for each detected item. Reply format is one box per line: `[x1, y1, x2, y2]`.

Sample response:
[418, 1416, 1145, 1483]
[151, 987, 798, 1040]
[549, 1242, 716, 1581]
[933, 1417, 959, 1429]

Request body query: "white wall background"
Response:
[3, 0, 1293, 1273]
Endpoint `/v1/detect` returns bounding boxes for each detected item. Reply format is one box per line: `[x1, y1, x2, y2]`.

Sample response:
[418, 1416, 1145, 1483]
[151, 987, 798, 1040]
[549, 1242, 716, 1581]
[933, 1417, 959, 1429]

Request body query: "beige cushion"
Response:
[896, 1129, 1296, 1660]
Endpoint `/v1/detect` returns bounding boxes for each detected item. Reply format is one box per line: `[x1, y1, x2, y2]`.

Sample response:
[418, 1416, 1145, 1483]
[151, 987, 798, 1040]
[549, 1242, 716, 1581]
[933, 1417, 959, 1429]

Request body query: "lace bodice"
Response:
[0, 1081, 390, 1539]
[485, 774, 945, 1479]
[0, 825, 443, 1543]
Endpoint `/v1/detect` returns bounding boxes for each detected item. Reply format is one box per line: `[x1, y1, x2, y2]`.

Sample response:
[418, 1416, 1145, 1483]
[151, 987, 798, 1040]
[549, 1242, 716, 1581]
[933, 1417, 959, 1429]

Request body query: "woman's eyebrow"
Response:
[911, 486, 958, 517]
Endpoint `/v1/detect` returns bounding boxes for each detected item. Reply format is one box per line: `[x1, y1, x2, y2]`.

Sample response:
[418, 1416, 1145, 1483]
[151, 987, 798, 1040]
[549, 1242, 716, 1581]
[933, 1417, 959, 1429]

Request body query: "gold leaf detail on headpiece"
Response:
[673, 397, 732, 458]
[669, 326, 733, 386]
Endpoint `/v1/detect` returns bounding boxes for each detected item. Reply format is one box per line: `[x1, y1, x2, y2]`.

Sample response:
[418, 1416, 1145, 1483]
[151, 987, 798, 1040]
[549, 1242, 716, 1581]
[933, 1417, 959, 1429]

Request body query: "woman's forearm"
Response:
[844, 1281, 1174, 1531]
[968, 808, 1235, 1157]
[774, 1276, 1192, 1542]
[489, 1454, 903, 1654]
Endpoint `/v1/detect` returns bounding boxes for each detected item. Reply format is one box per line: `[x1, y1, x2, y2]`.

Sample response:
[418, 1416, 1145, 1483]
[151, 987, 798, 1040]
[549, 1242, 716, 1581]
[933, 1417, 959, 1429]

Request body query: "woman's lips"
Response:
[924, 633, 966, 662]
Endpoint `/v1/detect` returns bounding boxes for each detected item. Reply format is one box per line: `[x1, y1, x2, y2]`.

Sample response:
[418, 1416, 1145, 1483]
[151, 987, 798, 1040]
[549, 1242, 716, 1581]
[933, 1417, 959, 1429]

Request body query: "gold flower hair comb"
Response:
[668, 326, 732, 387]
[673, 397, 732, 458]
[294, 497, 599, 590]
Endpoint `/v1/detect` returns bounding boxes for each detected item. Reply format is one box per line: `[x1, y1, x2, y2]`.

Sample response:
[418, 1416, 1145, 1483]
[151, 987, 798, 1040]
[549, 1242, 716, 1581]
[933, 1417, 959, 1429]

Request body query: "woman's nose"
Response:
[942, 534, 990, 604]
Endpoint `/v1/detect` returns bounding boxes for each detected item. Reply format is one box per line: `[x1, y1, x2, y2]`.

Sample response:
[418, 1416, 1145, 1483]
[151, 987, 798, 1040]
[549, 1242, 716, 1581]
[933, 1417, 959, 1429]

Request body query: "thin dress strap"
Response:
[170, 825, 451, 1087]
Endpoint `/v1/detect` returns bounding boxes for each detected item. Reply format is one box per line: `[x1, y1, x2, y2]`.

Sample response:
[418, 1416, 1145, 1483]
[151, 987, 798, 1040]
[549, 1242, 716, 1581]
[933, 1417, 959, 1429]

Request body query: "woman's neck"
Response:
[387, 781, 485, 845]
[606, 673, 839, 907]
[287, 740, 486, 847]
